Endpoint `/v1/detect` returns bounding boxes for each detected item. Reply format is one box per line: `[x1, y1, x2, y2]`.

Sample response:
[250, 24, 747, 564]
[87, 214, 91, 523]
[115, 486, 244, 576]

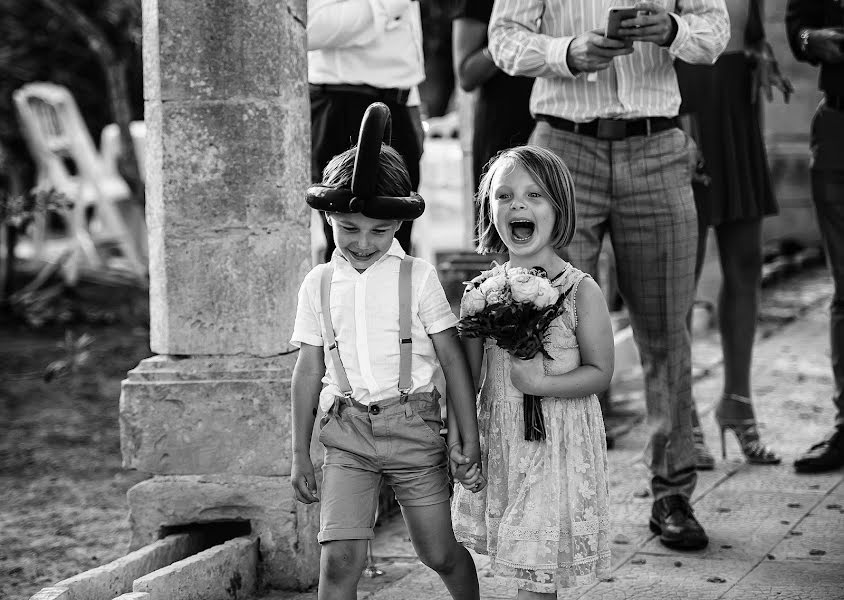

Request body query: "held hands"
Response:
[508, 353, 546, 396]
[746, 40, 794, 104]
[806, 28, 844, 64]
[616, 2, 674, 46]
[449, 439, 487, 493]
[291, 455, 319, 504]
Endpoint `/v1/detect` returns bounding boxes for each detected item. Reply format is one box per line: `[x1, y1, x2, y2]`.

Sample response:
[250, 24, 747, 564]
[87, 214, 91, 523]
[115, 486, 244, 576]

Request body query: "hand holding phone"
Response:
[608, 2, 675, 47]
[605, 7, 645, 41]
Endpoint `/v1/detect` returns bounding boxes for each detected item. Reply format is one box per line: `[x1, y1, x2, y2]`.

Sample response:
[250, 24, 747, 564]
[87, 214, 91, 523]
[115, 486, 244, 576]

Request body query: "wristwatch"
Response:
[799, 28, 812, 56]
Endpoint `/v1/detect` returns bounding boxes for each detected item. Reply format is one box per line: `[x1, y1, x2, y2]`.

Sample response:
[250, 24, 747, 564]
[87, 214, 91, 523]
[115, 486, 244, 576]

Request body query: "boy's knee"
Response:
[320, 540, 367, 583]
[418, 541, 462, 574]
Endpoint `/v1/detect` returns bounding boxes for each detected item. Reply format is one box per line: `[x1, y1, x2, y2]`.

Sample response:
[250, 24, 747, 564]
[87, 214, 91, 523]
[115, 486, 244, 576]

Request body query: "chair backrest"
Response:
[100, 120, 146, 183]
[13, 82, 111, 193]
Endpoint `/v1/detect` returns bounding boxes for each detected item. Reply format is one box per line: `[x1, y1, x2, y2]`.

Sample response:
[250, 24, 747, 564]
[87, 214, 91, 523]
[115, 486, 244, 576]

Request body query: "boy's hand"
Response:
[449, 441, 472, 474]
[449, 439, 484, 491]
[291, 456, 319, 504]
[509, 354, 545, 395]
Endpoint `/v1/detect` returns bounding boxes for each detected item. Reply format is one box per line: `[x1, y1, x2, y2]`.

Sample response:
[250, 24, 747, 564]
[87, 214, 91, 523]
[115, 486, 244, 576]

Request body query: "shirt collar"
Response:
[331, 238, 406, 273]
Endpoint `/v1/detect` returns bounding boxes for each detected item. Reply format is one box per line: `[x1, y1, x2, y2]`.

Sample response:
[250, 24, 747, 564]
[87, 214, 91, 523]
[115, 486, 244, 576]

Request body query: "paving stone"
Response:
[721, 561, 844, 600]
[640, 490, 817, 561]
[768, 508, 844, 563]
[578, 554, 750, 600]
[826, 482, 844, 502]
[608, 524, 653, 568]
[707, 463, 842, 495]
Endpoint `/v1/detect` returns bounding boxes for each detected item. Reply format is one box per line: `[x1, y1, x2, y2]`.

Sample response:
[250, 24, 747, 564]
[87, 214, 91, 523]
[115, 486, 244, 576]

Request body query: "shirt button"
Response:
[369, 405, 380, 415]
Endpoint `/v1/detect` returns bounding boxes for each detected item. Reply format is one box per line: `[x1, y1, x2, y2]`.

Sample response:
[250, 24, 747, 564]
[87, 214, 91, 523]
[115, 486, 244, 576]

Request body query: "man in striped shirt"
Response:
[489, 0, 729, 551]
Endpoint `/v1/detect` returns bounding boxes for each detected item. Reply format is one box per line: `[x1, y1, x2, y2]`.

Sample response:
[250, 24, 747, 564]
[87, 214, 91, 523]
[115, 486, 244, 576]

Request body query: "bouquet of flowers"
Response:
[458, 265, 567, 441]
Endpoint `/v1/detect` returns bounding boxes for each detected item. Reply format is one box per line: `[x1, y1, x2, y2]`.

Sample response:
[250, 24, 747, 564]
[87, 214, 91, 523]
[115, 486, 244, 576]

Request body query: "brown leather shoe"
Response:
[794, 429, 844, 473]
[649, 495, 709, 550]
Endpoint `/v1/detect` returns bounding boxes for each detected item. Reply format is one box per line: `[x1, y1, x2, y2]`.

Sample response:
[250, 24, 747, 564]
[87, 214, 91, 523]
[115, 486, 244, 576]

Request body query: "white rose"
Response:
[509, 273, 541, 304]
[533, 280, 560, 309]
[479, 274, 507, 302]
[460, 286, 487, 316]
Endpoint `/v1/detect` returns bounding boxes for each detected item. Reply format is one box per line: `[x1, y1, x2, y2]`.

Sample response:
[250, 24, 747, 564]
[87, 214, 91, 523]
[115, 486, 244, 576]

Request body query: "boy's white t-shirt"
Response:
[291, 239, 458, 412]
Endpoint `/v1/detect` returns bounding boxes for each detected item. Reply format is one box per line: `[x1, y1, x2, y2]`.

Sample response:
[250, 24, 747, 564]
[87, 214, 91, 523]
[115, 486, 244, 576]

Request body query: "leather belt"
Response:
[309, 83, 411, 106]
[825, 94, 844, 111]
[536, 114, 679, 141]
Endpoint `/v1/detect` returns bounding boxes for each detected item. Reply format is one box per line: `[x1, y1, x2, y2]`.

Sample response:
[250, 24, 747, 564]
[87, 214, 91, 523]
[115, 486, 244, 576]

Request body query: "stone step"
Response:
[27, 532, 210, 600]
[132, 536, 258, 600]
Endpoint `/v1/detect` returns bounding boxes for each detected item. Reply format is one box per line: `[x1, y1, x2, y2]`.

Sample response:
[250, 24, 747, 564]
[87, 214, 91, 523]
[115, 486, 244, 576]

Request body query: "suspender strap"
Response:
[398, 256, 413, 395]
[320, 264, 354, 399]
[319, 256, 415, 401]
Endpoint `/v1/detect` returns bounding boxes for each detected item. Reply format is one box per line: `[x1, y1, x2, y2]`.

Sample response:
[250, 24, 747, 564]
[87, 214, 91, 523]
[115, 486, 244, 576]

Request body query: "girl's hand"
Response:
[509, 353, 546, 395]
[457, 463, 487, 493]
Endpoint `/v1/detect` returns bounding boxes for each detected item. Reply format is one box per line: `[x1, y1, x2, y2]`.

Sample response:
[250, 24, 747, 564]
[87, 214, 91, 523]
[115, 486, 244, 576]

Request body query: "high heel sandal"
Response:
[715, 393, 781, 465]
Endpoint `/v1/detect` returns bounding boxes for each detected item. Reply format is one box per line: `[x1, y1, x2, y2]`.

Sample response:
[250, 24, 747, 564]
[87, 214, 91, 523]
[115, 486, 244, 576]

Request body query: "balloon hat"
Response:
[306, 102, 425, 221]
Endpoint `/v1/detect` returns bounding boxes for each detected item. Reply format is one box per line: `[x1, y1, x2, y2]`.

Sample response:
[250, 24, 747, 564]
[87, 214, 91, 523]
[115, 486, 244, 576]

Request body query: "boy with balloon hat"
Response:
[289, 103, 482, 599]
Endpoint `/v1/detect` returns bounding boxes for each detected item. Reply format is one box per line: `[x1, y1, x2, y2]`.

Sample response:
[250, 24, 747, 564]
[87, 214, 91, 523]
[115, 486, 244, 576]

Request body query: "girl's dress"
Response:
[452, 262, 611, 595]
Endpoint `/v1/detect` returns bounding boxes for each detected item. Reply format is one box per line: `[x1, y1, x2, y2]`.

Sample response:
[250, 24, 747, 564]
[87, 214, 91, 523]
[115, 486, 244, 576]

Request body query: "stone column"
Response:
[120, 0, 318, 590]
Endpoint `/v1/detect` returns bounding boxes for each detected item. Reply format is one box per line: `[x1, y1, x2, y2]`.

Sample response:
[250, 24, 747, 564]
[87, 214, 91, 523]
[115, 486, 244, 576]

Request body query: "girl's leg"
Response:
[402, 501, 480, 600]
[318, 539, 369, 600]
[714, 218, 762, 399]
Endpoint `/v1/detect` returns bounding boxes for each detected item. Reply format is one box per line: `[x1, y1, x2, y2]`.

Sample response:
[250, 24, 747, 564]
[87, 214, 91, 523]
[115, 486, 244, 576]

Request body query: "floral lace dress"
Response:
[452, 262, 611, 595]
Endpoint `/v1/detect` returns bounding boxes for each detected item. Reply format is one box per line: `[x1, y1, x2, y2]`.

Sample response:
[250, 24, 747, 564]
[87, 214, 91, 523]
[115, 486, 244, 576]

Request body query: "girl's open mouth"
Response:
[509, 219, 535, 242]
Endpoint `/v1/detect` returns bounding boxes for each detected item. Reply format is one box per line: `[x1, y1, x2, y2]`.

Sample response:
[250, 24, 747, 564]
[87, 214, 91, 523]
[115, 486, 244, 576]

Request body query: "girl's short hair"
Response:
[321, 143, 411, 197]
[475, 145, 577, 255]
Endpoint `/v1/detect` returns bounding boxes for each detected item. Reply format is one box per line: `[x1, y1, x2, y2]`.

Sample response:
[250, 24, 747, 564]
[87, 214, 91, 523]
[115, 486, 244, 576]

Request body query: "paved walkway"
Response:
[266, 266, 844, 599]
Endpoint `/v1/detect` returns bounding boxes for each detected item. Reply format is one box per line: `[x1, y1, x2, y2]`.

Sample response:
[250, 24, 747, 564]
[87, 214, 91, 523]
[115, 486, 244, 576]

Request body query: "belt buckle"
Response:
[596, 119, 626, 141]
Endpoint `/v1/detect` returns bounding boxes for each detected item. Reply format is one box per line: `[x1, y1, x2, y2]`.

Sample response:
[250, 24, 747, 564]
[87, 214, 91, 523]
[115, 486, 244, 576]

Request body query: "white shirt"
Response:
[489, 0, 730, 121]
[291, 240, 458, 411]
[308, 0, 425, 90]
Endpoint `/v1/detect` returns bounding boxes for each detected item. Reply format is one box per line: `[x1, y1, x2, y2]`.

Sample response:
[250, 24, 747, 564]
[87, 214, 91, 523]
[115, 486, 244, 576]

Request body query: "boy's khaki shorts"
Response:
[317, 389, 450, 543]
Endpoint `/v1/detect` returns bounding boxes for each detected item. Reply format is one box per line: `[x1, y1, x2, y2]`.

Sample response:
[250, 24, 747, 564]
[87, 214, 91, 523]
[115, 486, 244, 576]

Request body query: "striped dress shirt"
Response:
[489, 0, 730, 122]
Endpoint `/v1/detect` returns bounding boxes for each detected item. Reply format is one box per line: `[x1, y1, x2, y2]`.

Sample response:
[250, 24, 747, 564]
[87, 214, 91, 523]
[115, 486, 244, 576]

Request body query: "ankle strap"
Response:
[722, 393, 751, 404]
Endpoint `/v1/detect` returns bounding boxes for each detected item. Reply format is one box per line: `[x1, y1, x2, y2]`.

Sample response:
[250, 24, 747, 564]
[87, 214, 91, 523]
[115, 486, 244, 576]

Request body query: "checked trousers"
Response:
[531, 121, 699, 500]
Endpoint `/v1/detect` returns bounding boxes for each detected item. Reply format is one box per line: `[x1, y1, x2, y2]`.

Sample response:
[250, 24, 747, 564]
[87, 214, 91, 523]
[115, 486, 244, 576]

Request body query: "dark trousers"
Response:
[810, 101, 844, 427]
[310, 88, 424, 262]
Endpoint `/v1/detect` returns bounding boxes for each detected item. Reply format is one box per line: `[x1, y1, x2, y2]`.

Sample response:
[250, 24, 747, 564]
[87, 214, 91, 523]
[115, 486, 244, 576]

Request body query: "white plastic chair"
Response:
[13, 82, 146, 284]
[100, 120, 146, 183]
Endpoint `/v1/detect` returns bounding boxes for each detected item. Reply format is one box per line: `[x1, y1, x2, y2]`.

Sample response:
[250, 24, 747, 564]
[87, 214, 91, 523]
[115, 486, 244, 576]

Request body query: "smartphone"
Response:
[605, 7, 648, 40]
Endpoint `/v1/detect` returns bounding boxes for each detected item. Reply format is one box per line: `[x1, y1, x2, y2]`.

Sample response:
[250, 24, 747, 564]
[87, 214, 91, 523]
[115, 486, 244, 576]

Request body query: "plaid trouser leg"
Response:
[532, 123, 699, 500]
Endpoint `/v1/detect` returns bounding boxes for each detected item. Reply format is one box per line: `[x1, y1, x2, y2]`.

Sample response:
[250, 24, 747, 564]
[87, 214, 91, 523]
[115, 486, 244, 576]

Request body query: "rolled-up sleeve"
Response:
[290, 268, 324, 348]
[418, 267, 459, 336]
[488, 0, 578, 79]
[668, 0, 730, 65]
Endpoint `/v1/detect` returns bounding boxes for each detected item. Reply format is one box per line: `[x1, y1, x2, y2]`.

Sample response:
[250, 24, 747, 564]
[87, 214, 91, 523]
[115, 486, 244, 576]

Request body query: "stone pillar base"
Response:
[120, 355, 297, 475]
[127, 475, 319, 590]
